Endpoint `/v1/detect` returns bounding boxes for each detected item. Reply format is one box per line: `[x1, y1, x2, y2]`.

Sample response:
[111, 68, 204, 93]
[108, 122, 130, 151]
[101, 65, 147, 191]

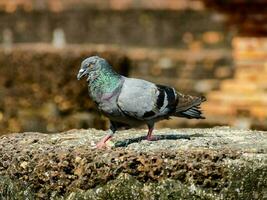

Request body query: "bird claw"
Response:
[95, 140, 114, 149]
[146, 135, 158, 141]
[96, 142, 106, 149]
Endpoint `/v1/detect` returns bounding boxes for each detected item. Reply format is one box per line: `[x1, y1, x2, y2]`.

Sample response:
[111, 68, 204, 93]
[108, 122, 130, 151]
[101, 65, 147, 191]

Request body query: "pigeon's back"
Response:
[117, 77, 205, 123]
[117, 78, 166, 120]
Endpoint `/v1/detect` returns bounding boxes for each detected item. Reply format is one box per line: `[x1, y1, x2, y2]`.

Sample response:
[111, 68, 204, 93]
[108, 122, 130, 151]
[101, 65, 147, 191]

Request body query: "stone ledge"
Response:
[0, 127, 266, 199]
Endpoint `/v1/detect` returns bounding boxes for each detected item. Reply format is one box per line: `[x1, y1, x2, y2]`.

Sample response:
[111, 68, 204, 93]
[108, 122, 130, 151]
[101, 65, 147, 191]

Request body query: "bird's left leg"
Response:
[96, 121, 117, 149]
[146, 123, 157, 141]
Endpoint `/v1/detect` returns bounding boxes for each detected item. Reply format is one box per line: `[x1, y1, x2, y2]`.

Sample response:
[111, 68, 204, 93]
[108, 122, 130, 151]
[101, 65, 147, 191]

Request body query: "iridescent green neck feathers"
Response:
[87, 62, 122, 101]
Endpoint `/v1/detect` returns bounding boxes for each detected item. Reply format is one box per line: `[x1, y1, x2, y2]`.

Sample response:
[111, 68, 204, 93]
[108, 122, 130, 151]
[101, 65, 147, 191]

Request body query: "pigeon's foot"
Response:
[96, 134, 113, 149]
[146, 127, 158, 141]
[96, 141, 107, 149]
[146, 135, 158, 141]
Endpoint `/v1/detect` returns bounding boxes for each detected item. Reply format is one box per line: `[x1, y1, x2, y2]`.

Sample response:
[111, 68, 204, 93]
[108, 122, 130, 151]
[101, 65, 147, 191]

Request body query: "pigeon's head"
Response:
[77, 56, 108, 80]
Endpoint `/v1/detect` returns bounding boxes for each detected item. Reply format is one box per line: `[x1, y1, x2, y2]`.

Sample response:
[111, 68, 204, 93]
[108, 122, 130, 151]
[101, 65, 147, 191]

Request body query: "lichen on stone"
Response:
[0, 127, 266, 199]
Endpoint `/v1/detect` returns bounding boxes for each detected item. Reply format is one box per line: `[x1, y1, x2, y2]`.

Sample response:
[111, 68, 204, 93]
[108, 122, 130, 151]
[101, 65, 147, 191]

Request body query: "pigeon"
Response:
[77, 56, 206, 148]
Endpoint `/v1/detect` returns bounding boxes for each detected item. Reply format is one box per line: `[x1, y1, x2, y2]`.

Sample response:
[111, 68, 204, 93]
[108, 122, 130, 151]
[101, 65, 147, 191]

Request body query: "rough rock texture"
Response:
[0, 127, 266, 199]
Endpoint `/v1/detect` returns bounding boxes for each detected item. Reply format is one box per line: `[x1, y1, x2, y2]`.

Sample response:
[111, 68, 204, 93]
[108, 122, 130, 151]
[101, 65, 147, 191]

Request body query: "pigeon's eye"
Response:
[88, 63, 93, 68]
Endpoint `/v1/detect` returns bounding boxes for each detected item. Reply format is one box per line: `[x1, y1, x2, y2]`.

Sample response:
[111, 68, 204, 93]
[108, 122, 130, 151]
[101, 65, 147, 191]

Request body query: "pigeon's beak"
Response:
[77, 68, 87, 80]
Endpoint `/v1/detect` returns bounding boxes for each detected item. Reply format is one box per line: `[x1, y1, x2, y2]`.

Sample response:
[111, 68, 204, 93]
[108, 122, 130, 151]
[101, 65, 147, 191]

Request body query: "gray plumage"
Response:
[77, 56, 206, 148]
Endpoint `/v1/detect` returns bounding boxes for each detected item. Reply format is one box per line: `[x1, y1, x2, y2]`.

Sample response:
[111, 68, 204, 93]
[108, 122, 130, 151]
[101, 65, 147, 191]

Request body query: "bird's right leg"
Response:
[146, 123, 157, 141]
[96, 121, 117, 149]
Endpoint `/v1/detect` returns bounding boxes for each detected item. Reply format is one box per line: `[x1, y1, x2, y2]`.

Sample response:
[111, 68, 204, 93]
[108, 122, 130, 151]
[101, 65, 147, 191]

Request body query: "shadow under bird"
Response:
[77, 56, 206, 148]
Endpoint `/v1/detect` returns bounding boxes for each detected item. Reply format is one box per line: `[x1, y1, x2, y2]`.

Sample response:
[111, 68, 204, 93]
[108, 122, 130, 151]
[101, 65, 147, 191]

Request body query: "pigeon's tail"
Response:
[174, 94, 206, 119]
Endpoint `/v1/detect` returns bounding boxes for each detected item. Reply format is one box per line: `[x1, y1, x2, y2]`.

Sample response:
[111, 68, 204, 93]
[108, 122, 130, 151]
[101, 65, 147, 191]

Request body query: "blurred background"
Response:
[0, 0, 266, 135]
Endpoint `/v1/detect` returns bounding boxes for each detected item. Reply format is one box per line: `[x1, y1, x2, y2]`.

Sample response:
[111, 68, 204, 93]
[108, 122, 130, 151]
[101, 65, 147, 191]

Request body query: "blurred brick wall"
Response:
[128, 48, 232, 95]
[202, 0, 267, 36]
[0, 0, 203, 12]
[0, 44, 130, 134]
[0, 43, 233, 134]
[203, 38, 267, 130]
[0, 0, 264, 131]
[0, 2, 232, 94]
[200, 0, 267, 130]
[0, 1, 237, 133]
[0, 10, 231, 48]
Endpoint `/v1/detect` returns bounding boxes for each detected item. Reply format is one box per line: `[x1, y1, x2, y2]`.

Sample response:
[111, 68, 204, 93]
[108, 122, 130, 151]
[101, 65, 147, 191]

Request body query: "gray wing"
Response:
[117, 78, 177, 120]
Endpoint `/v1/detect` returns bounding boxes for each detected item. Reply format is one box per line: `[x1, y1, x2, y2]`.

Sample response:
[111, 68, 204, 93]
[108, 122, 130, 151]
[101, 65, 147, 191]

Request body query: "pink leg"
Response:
[96, 134, 113, 149]
[146, 127, 157, 141]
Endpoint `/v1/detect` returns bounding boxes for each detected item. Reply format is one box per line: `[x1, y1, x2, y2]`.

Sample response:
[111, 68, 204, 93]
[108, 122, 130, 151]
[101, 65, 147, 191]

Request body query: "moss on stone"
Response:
[0, 128, 266, 199]
[0, 176, 35, 200]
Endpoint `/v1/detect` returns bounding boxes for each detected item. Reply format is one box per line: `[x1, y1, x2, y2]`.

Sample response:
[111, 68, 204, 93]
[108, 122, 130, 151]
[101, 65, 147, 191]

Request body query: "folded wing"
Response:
[117, 78, 177, 120]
